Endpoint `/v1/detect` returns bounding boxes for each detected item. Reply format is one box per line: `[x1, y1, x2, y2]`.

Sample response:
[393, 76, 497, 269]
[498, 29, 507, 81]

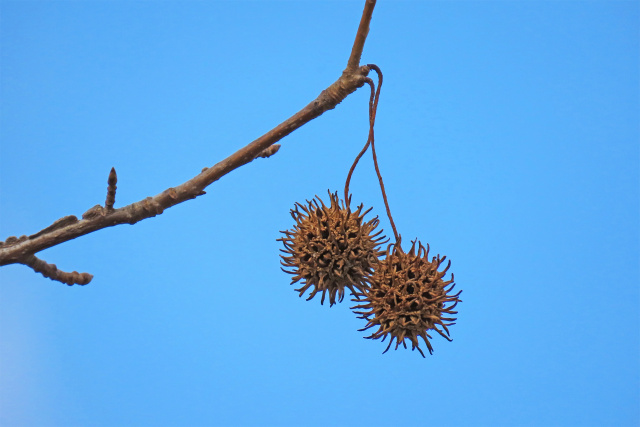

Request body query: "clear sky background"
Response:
[1, 1, 638, 426]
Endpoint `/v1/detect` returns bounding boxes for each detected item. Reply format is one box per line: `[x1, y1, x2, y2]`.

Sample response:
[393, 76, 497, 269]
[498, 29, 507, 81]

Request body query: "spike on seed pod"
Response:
[352, 238, 462, 357]
[278, 191, 387, 307]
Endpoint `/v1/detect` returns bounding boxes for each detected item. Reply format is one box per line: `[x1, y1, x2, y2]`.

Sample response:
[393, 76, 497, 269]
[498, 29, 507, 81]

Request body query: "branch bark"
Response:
[0, 0, 378, 283]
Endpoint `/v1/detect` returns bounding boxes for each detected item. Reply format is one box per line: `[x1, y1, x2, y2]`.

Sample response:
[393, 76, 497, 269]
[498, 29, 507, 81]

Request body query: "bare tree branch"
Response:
[347, 0, 377, 72]
[0, 0, 378, 282]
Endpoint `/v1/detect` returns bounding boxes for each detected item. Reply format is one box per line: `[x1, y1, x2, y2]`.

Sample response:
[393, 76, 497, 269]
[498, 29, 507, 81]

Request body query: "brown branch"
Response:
[20, 254, 93, 286]
[347, 0, 377, 72]
[0, 0, 378, 275]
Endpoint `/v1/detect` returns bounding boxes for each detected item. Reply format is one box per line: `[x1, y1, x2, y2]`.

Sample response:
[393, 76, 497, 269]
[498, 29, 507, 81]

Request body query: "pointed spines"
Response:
[278, 191, 385, 307]
[352, 239, 462, 357]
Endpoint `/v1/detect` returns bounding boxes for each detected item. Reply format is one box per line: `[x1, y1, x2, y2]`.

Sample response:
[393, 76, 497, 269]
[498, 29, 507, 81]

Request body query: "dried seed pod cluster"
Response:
[352, 239, 462, 357]
[279, 191, 386, 306]
[278, 66, 461, 357]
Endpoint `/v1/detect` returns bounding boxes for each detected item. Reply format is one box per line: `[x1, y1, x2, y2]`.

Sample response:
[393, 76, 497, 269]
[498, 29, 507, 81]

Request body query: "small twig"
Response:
[347, 0, 377, 72]
[105, 167, 118, 210]
[20, 254, 93, 286]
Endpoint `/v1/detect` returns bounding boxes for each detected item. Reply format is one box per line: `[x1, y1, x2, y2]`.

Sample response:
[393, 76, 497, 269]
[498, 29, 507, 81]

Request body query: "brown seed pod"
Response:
[278, 191, 386, 306]
[352, 239, 462, 357]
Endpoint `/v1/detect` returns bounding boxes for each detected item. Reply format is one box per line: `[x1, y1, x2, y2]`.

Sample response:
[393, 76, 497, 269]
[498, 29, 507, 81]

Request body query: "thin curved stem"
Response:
[367, 64, 399, 242]
[344, 77, 375, 203]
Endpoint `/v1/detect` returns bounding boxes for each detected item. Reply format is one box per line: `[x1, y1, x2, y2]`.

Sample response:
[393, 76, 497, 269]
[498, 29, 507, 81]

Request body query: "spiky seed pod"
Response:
[278, 191, 386, 307]
[352, 239, 462, 357]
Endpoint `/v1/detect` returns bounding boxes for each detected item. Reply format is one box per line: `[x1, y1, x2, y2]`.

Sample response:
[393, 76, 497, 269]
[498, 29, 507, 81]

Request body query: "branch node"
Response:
[255, 144, 281, 159]
[142, 197, 164, 215]
[320, 68, 370, 111]
[21, 254, 93, 286]
[82, 204, 105, 220]
[105, 167, 118, 210]
[0, 235, 28, 247]
[4, 236, 18, 245]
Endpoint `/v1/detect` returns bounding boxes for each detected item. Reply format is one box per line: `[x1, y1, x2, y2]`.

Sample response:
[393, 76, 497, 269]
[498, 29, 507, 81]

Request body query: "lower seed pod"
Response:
[352, 239, 462, 357]
[278, 191, 386, 306]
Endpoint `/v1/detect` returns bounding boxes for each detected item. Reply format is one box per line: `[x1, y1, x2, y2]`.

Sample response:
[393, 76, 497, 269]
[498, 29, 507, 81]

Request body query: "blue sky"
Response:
[1, 1, 638, 426]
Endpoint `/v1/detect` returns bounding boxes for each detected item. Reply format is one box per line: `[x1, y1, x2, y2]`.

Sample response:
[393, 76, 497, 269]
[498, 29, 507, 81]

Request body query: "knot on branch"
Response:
[1, 235, 28, 248]
[83, 204, 106, 220]
[165, 187, 179, 200]
[142, 197, 164, 216]
[318, 66, 371, 111]
[255, 144, 281, 159]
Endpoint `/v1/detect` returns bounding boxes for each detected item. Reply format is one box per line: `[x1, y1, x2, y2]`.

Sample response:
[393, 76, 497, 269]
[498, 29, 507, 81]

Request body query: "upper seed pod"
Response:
[278, 191, 386, 306]
[352, 239, 462, 357]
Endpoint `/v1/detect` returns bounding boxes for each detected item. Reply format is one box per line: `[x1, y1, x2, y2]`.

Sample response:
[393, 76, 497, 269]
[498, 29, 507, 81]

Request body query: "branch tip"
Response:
[346, 0, 377, 71]
[105, 167, 118, 210]
[108, 167, 117, 185]
[21, 254, 93, 286]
